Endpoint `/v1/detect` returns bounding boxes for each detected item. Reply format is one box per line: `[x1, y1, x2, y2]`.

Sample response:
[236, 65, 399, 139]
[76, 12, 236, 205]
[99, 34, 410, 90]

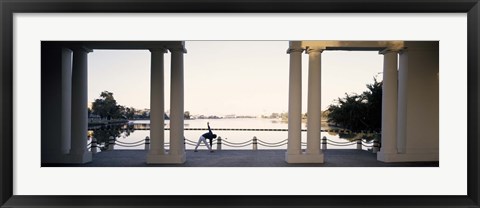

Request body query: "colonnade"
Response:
[41, 41, 187, 164]
[377, 42, 439, 162]
[285, 41, 439, 163]
[147, 47, 187, 164]
[42, 44, 93, 164]
[286, 42, 325, 163]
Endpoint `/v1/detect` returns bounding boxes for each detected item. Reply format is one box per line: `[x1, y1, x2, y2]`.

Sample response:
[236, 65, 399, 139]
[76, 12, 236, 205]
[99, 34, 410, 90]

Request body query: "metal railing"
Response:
[87, 128, 381, 154]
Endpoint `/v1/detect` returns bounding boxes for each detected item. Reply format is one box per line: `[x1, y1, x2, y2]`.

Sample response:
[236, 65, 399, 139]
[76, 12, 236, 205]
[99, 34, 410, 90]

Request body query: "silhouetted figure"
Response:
[194, 122, 217, 152]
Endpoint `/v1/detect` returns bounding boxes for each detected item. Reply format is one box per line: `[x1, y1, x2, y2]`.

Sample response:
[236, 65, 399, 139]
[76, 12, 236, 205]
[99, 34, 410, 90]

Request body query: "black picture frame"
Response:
[1, 1, 479, 207]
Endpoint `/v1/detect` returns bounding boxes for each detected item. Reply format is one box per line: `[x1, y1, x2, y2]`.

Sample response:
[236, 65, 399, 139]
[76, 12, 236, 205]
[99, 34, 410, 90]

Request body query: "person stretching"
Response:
[194, 122, 217, 152]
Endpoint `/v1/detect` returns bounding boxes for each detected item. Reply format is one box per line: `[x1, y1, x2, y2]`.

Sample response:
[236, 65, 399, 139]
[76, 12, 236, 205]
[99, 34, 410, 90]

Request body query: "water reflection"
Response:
[89, 124, 136, 150]
[335, 132, 380, 142]
[88, 119, 379, 151]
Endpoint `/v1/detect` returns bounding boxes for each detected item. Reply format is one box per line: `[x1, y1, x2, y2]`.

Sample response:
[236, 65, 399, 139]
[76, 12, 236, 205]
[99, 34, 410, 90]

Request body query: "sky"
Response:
[87, 41, 383, 117]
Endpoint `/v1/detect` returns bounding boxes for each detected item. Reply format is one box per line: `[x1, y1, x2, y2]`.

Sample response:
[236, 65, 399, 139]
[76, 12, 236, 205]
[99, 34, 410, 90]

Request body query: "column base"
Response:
[65, 151, 92, 164]
[147, 152, 186, 164]
[285, 152, 324, 163]
[42, 151, 68, 164]
[377, 151, 438, 162]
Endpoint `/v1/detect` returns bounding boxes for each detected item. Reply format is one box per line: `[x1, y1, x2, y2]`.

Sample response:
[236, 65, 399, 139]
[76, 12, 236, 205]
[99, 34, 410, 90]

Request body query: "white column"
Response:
[168, 48, 186, 163]
[147, 49, 167, 163]
[306, 48, 323, 155]
[286, 47, 303, 160]
[61, 48, 73, 155]
[378, 49, 399, 162]
[69, 47, 92, 164]
[397, 50, 408, 154]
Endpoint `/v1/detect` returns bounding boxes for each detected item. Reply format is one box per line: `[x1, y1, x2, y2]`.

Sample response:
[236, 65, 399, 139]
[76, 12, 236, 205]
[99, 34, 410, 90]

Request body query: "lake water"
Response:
[88, 118, 375, 151]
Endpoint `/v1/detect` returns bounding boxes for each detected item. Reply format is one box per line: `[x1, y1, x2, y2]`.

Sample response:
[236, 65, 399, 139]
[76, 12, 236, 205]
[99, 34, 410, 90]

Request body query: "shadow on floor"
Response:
[42, 149, 439, 167]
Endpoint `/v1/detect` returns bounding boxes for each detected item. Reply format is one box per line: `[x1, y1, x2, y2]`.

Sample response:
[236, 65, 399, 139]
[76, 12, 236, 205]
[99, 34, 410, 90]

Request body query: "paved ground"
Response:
[43, 149, 439, 167]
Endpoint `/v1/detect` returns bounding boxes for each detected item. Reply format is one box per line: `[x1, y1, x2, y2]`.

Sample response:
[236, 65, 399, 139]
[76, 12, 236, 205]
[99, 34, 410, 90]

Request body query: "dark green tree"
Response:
[92, 91, 121, 120]
[142, 111, 149, 119]
[326, 78, 382, 133]
[88, 107, 92, 117]
[124, 107, 136, 119]
[363, 78, 383, 132]
[115, 105, 126, 119]
[184, 111, 191, 119]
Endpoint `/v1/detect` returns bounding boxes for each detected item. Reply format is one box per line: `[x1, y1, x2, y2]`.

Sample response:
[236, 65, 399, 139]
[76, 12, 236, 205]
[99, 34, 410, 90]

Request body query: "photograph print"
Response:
[41, 40, 439, 167]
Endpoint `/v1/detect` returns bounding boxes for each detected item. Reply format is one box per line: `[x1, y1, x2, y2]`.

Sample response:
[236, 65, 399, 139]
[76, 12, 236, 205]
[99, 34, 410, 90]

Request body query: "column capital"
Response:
[168, 47, 187, 54]
[379, 47, 404, 55]
[70, 46, 93, 53]
[287, 48, 304, 54]
[306, 47, 325, 54]
[149, 48, 168, 53]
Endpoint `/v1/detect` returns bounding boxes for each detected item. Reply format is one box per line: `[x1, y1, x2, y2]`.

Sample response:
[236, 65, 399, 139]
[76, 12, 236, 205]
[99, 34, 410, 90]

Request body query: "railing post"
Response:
[217, 136, 222, 150]
[357, 139, 362, 150]
[108, 136, 115, 151]
[321, 136, 327, 150]
[253, 136, 258, 150]
[145, 136, 150, 150]
[91, 137, 98, 154]
[373, 138, 380, 153]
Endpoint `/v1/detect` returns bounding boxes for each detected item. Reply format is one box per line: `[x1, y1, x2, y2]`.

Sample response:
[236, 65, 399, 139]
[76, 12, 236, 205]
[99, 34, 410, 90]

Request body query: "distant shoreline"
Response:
[88, 119, 128, 126]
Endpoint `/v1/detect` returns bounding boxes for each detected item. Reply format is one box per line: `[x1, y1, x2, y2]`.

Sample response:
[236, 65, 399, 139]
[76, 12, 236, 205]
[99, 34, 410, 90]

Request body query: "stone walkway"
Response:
[43, 149, 439, 167]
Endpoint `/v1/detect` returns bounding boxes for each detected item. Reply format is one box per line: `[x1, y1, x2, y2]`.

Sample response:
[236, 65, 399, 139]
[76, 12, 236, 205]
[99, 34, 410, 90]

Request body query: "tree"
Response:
[91, 91, 121, 120]
[326, 78, 382, 133]
[88, 108, 92, 117]
[184, 111, 191, 119]
[269, 113, 280, 119]
[115, 105, 126, 119]
[142, 111, 149, 119]
[363, 78, 383, 132]
[124, 107, 136, 119]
